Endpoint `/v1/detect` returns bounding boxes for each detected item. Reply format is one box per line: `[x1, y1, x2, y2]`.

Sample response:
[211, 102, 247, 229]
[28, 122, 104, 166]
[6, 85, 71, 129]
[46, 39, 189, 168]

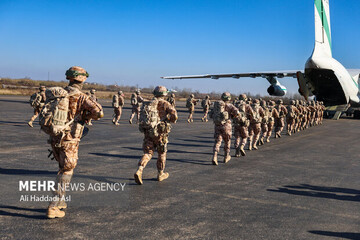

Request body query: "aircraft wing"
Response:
[161, 70, 301, 80]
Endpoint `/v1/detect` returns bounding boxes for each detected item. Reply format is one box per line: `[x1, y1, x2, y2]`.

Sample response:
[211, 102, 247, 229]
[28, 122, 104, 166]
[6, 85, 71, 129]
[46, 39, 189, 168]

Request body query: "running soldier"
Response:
[286, 100, 300, 136]
[28, 86, 47, 127]
[301, 101, 308, 130]
[259, 100, 269, 145]
[186, 94, 198, 123]
[167, 93, 176, 107]
[89, 89, 97, 101]
[43, 66, 103, 218]
[112, 91, 125, 125]
[265, 100, 279, 142]
[274, 99, 288, 138]
[134, 86, 178, 185]
[248, 99, 265, 150]
[201, 95, 212, 122]
[211, 92, 240, 165]
[129, 90, 144, 124]
[233, 94, 252, 157]
[308, 100, 317, 127]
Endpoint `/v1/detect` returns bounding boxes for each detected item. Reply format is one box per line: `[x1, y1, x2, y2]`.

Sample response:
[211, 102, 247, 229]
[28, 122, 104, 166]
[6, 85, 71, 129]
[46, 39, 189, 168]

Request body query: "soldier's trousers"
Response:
[49, 137, 79, 208]
[129, 106, 140, 122]
[234, 125, 248, 149]
[138, 134, 168, 171]
[286, 117, 295, 133]
[29, 107, 41, 122]
[275, 118, 285, 135]
[261, 122, 268, 139]
[113, 107, 122, 122]
[188, 108, 194, 121]
[249, 123, 261, 146]
[202, 108, 209, 121]
[213, 122, 232, 155]
[266, 121, 274, 138]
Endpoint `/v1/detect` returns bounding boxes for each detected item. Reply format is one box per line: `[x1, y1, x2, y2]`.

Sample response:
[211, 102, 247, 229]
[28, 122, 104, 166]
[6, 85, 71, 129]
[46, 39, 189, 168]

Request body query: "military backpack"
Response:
[211, 100, 229, 125]
[139, 98, 160, 138]
[29, 92, 42, 108]
[186, 98, 193, 109]
[287, 106, 296, 119]
[112, 94, 119, 108]
[131, 93, 138, 106]
[39, 87, 76, 137]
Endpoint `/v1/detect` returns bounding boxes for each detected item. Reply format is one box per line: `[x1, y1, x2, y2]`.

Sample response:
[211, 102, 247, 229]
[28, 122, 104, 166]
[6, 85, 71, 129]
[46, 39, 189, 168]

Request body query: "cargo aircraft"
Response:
[162, 0, 360, 118]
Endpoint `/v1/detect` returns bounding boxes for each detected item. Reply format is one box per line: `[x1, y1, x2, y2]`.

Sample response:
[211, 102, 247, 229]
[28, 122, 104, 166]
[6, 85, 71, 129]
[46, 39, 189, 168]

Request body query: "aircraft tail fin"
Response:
[313, 0, 332, 57]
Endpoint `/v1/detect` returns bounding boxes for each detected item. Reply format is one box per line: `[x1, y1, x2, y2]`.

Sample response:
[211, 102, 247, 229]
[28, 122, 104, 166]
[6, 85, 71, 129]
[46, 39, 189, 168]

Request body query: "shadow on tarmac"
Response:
[268, 184, 360, 202]
[308, 230, 360, 240]
[0, 99, 28, 104]
[0, 205, 46, 220]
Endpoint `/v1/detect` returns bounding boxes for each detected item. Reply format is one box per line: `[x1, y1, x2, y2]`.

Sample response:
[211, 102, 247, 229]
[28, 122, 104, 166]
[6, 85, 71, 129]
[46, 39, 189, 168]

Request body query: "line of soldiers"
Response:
[209, 92, 325, 165]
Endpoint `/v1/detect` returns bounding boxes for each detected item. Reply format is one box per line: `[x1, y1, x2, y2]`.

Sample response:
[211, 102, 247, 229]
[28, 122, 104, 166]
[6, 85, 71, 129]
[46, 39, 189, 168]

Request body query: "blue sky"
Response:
[0, 0, 359, 95]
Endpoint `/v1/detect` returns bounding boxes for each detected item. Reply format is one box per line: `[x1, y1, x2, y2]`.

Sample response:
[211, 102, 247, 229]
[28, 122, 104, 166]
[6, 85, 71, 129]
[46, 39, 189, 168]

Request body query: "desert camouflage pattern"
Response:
[201, 98, 212, 122]
[248, 103, 265, 150]
[233, 101, 252, 156]
[113, 94, 125, 125]
[274, 103, 288, 138]
[28, 89, 46, 126]
[129, 94, 144, 124]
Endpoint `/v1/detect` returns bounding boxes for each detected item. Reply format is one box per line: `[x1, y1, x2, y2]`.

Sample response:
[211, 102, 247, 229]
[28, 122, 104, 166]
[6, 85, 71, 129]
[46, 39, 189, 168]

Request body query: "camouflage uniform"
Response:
[265, 101, 279, 142]
[259, 100, 269, 145]
[167, 93, 176, 107]
[201, 95, 212, 122]
[308, 101, 316, 127]
[211, 92, 240, 165]
[134, 86, 178, 185]
[301, 101, 308, 130]
[112, 91, 125, 125]
[274, 99, 288, 138]
[248, 99, 265, 150]
[187, 94, 198, 123]
[286, 100, 300, 135]
[47, 66, 103, 218]
[233, 94, 252, 157]
[28, 86, 46, 127]
[129, 90, 144, 124]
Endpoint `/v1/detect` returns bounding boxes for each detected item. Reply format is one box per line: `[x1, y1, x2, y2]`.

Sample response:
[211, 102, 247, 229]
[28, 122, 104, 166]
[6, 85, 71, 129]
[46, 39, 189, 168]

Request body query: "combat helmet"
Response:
[118, 90, 123, 95]
[205, 95, 210, 99]
[260, 100, 267, 107]
[153, 86, 168, 97]
[136, 89, 141, 95]
[221, 92, 231, 101]
[171, 93, 175, 98]
[39, 86, 46, 91]
[268, 100, 275, 107]
[290, 100, 296, 105]
[239, 94, 247, 101]
[90, 89, 96, 94]
[65, 66, 89, 82]
[190, 94, 194, 98]
[276, 99, 283, 104]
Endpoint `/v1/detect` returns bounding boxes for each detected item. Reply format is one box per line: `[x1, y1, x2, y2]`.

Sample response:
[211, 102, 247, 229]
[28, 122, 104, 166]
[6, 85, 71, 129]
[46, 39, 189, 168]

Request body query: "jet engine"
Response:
[267, 83, 287, 96]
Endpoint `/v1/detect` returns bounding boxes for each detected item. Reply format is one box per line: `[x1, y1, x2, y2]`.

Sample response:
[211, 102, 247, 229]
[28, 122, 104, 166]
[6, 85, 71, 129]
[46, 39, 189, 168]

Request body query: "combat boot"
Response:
[134, 166, 144, 185]
[201, 117, 204, 122]
[212, 152, 218, 165]
[129, 119, 133, 124]
[205, 118, 208, 122]
[235, 148, 240, 157]
[276, 132, 281, 138]
[252, 143, 258, 150]
[287, 131, 291, 136]
[259, 137, 264, 145]
[28, 121, 33, 128]
[240, 145, 246, 156]
[223, 154, 231, 163]
[47, 207, 65, 219]
[187, 119, 190, 123]
[58, 201, 67, 210]
[115, 122, 120, 125]
[157, 171, 169, 182]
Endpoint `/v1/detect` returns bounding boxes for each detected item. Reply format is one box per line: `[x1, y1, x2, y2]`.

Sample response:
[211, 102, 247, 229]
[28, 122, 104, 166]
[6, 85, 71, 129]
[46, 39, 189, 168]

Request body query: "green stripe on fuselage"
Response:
[315, 0, 332, 50]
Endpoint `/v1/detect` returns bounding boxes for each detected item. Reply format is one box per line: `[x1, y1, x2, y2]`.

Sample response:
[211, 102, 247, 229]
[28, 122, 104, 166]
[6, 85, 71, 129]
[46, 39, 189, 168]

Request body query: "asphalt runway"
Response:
[0, 95, 359, 240]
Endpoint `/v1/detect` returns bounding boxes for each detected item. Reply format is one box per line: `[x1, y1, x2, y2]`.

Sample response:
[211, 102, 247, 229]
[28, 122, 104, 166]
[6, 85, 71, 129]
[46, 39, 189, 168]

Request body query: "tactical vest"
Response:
[139, 98, 160, 138]
[212, 101, 229, 125]
[112, 95, 119, 108]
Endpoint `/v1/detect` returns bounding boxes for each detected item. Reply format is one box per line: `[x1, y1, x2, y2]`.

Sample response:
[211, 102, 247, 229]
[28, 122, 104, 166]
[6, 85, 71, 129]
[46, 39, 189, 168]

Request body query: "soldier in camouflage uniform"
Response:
[286, 100, 300, 136]
[211, 92, 240, 165]
[87, 89, 98, 126]
[167, 93, 176, 107]
[28, 86, 46, 127]
[186, 94, 198, 123]
[134, 86, 178, 185]
[274, 99, 288, 138]
[233, 94, 252, 157]
[259, 100, 269, 145]
[308, 100, 317, 127]
[47, 66, 104, 218]
[201, 95, 212, 122]
[319, 101, 325, 124]
[112, 91, 125, 125]
[265, 100, 279, 142]
[301, 101, 308, 130]
[248, 99, 265, 150]
[294, 100, 303, 132]
[129, 90, 144, 124]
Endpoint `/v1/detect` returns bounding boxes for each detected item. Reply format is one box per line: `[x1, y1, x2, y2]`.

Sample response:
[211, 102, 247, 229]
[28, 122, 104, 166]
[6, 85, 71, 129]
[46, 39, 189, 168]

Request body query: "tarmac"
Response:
[0, 95, 359, 240]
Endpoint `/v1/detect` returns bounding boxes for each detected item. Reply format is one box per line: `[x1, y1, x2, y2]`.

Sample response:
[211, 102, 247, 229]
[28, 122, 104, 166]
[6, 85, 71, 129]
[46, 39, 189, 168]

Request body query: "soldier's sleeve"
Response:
[166, 102, 178, 123]
[273, 108, 279, 118]
[41, 91, 46, 102]
[228, 104, 240, 118]
[259, 107, 265, 117]
[81, 94, 104, 120]
[282, 106, 288, 115]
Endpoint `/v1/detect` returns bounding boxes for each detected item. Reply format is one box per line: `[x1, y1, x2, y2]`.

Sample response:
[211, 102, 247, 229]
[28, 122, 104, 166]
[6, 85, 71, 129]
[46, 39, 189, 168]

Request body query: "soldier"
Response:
[46, 66, 103, 218]
[308, 100, 317, 127]
[89, 89, 97, 101]
[274, 99, 288, 138]
[201, 95, 212, 122]
[233, 94, 252, 157]
[294, 100, 303, 132]
[259, 100, 269, 145]
[319, 101, 325, 124]
[265, 100, 279, 142]
[211, 92, 240, 165]
[301, 101, 308, 130]
[28, 86, 46, 127]
[112, 91, 125, 125]
[134, 86, 178, 185]
[286, 100, 300, 136]
[248, 99, 265, 150]
[129, 90, 144, 124]
[167, 93, 176, 107]
[186, 94, 198, 123]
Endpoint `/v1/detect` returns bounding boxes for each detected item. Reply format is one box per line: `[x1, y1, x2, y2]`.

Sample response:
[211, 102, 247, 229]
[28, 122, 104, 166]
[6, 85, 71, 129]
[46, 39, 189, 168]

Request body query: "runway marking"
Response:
[184, 188, 360, 220]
